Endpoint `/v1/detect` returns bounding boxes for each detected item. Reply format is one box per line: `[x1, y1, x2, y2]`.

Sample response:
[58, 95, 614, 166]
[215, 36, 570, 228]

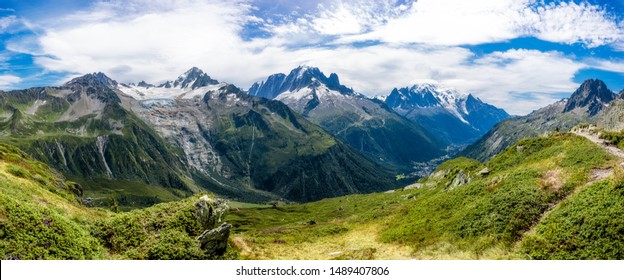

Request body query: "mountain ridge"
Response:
[385, 83, 509, 145]
[249, 66, 445, 172]
[461, 79, 619, 161]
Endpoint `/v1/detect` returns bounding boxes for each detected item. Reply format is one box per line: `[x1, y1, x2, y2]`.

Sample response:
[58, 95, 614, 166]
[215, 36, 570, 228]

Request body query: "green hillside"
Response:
[0, 143, 236, 260]
[2, 132, 623, 259]
[229, 133, 623, 259]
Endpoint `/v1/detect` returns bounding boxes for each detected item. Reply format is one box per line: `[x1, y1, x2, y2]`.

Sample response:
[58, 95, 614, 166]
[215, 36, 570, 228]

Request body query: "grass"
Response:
[0, 143, 234, 260]
[521, 172, 624, 259]
[228, 133, 621, 259]
[1, 132, 623, 259]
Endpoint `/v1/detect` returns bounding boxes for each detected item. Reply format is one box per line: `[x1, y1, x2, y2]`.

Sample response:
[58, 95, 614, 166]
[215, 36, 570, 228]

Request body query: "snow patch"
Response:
[118, 83, 226, 100]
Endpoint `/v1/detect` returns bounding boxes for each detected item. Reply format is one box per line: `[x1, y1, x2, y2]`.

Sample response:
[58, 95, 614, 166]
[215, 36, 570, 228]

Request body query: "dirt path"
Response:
[573, 130, 624, 159]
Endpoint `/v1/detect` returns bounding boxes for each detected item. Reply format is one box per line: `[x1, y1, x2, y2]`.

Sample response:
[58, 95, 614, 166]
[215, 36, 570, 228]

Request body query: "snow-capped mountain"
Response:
[385, 83, 509, 145]
[249, 66, 444, 171]
[115, 67, 400, 201]
[117, 67, 226, 100]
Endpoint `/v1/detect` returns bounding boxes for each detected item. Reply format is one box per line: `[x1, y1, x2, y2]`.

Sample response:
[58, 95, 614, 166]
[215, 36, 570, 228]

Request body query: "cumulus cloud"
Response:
[305, 0, 623, 48]
[9, 0, 623, 115]
[529, 1, 624, 47]
[0, 75, 21, 89]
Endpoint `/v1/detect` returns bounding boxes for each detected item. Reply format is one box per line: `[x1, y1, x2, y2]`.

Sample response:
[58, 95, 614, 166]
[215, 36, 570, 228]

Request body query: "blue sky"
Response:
[1, 0, 623, 115]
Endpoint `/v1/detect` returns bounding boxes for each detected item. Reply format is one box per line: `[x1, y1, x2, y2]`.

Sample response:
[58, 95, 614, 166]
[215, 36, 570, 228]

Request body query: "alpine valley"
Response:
[2, 67, 623, 260]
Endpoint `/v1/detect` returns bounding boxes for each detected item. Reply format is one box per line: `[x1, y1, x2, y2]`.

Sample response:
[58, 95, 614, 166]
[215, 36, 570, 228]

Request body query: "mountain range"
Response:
[461, 79, 623, 161]
[0, 68, 402, 205]
[249, 66, 451, 171]
[384, 83, 510, 145]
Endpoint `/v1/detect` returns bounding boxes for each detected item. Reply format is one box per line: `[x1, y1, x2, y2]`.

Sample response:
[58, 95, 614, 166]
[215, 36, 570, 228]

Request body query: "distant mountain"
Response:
[118, 68, 400, 201]
[0, 73, 194, 207]
[385, 83, 509, 145]
[249, 66, 444, 172]
[0, 69, 401, 205]
[563, 79, 616, 116]
[461, 79, 618, 161]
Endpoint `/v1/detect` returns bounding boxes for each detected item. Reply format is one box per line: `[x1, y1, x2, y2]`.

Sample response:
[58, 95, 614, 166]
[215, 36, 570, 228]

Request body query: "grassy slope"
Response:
[0, 143, 235, 260]
[229, 133, 623, 259]
[3, 133, 623, 260]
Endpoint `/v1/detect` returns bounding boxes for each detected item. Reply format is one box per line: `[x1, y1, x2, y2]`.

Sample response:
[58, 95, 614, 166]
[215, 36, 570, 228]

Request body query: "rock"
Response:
[308, 220, 317, 225]
[197, 223, 232, 256]
[194, 195, 229, 230]
[476, 167, 490, 176]
[384, 189, 395, 193]
[404, 183, 423, 190]
[402, 193, 415, 200]
[430, 170, 449, 179]
[516, 145, 525, 152]
[448, 170, 471, 189]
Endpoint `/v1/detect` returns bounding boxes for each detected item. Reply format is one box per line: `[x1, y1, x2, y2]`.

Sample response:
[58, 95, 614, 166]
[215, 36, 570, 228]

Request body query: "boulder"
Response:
[448, 170, 471, 189]
[194, 195, 229, 230]
[197, 223, 232, 256]
[476, 167, 490, 176]
[193, 195, 231, 257]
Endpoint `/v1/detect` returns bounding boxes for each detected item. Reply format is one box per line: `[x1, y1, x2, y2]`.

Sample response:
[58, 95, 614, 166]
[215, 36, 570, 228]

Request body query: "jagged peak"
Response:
[564, 78, 615, 116]
[155, 67, 219, 89]
[65, 72, 118, 89]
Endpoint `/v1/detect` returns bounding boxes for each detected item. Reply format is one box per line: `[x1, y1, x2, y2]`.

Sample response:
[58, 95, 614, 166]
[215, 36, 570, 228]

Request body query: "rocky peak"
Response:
[159, 67, 219, 89]
[564, 79, 615, 116]
[65, 72, 117, 89]
[386, 83, 468, 110]
[64, 72, 121, 103]
[248, 66, 354, 99]
[137, 81, 155, 88]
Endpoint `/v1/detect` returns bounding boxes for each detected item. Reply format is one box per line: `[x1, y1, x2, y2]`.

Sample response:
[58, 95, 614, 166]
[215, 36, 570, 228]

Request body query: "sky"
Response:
[0, 0, 623, 115]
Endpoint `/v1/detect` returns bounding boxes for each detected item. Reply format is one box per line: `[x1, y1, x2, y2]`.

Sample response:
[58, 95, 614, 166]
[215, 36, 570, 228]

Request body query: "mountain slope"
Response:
[461, 79, 617, 161]
[117, 68, 399, 202]
[0, 143, 238, 260]
[0, 74, 195, 207]
[230, 132, 623, 259]
[249, 66, 444, 171]
[385, 84, 509, 145]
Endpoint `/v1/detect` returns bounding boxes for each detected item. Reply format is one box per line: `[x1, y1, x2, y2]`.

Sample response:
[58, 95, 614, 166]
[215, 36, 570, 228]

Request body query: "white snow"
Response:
[410, 83, 470, 124]
[117, 83, 227, 101]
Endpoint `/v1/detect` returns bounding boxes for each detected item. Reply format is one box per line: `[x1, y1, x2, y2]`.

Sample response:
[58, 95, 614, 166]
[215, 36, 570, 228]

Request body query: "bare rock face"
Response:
[193, 195, 231, 257]
[197, 223, 232, 256]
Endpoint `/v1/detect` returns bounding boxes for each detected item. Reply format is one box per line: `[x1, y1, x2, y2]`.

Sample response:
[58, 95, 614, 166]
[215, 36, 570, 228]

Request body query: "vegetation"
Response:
[2, 131, 623, 259]
[229, 133, 622, 259]
[0, 143, 234, 260]
[599, 129, 624, 149]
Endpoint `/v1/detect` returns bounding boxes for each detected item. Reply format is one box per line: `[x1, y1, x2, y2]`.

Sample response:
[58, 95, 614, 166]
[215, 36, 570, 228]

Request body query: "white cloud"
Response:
[309, 0, 406, 35]
[529, 2, 624, 47]
[18, 0, 623, 115]
[340, 0, 532, 46]
[0, 15, 19, 33]
[34, 0, 258, 84]
[0, 75, 21, 89]
[322, 0, 623, 48]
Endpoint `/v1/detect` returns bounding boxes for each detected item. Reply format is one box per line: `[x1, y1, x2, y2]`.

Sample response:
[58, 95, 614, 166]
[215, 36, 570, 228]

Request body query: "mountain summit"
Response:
[153, 67, 219, 89]
[563, 79, 616, 116]
[462, 79, 618, 161]
[249, 66, 444, 172]
[248, 66, 355, 99]
[385, 83, 509, 145]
